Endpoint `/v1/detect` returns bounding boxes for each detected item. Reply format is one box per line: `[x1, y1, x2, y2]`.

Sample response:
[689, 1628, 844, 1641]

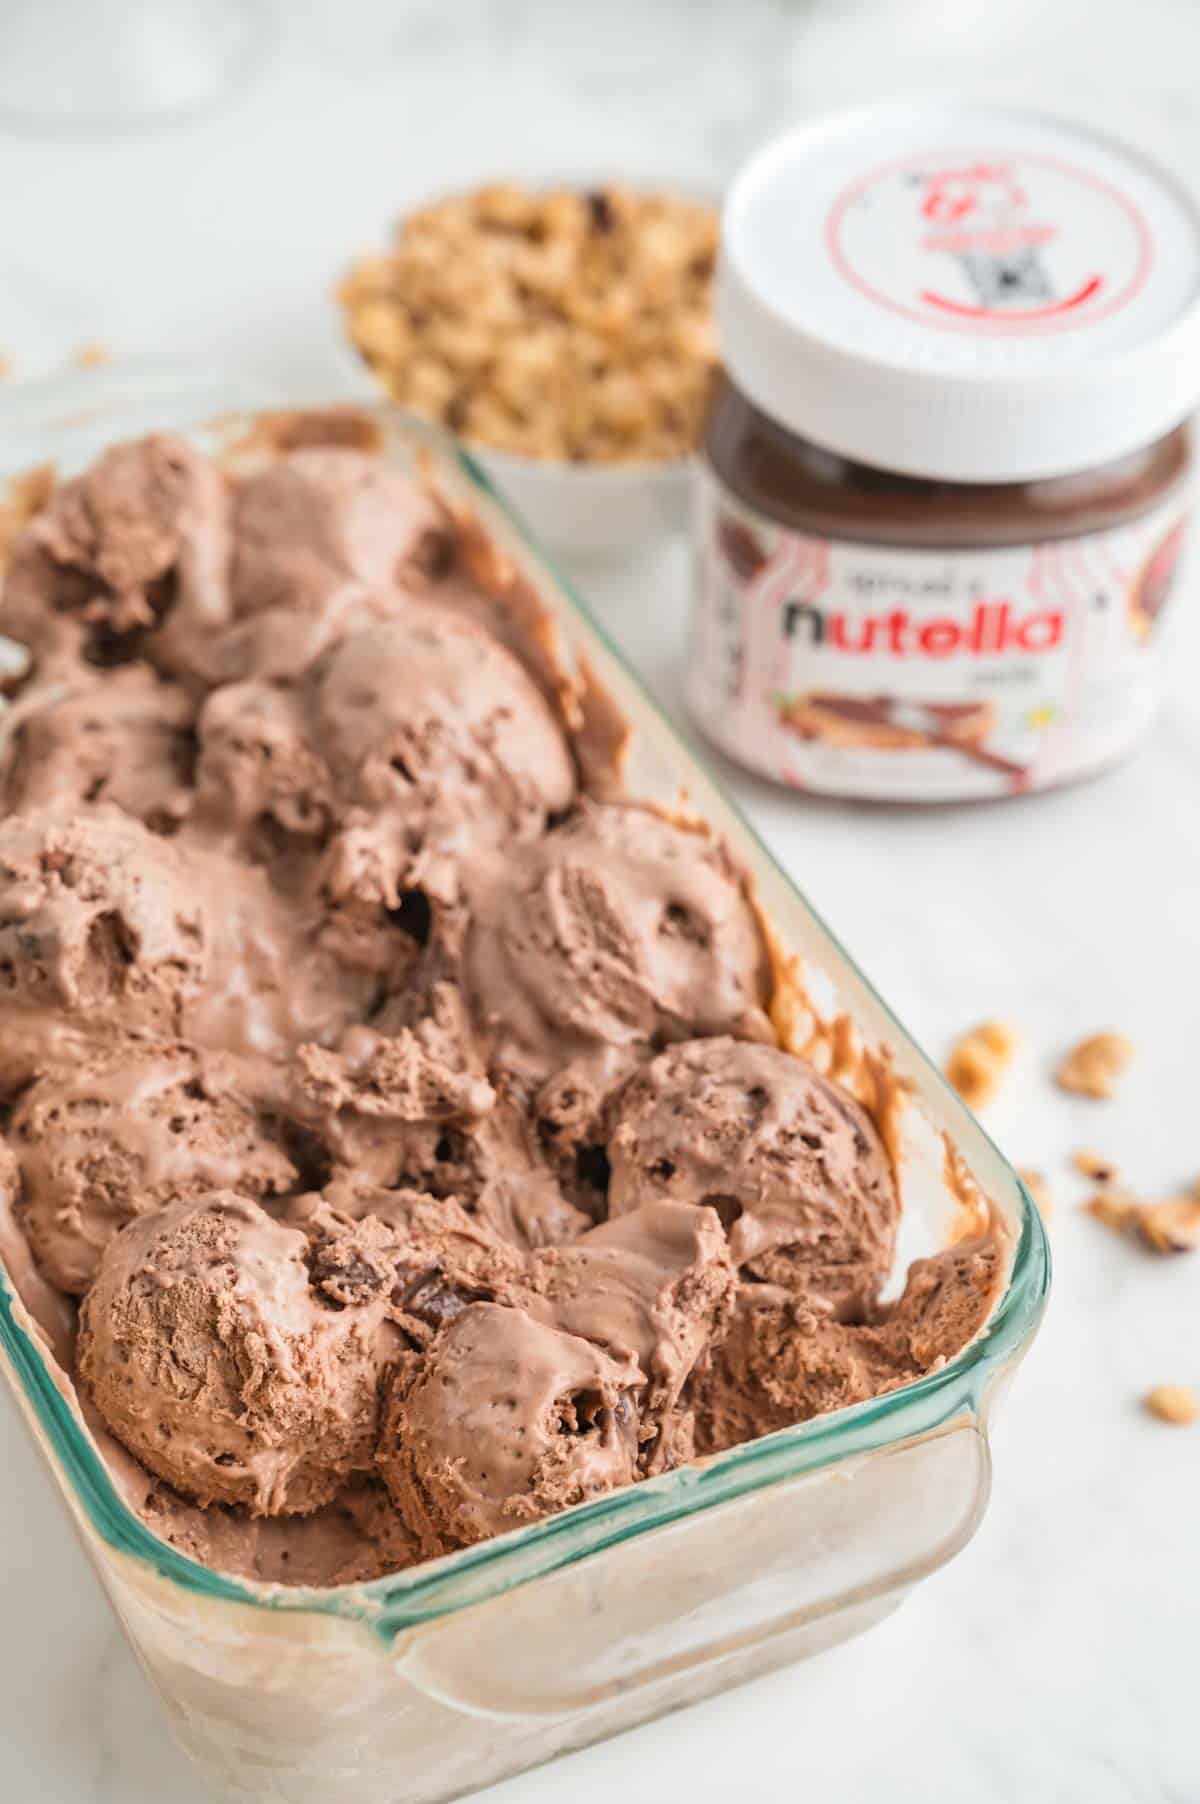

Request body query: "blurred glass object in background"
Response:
[0, 0, 269, 134]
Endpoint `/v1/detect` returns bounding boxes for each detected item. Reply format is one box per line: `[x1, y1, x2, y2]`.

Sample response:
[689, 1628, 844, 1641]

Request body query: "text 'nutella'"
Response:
[690, 102, 1200, 801]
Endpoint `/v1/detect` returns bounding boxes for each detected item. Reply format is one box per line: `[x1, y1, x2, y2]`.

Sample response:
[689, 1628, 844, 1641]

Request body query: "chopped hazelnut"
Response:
[1072, 1148, 1119, 1183]
[946, 1019, 1019, 1109]
[1144, 1384, 1198, 1426]
[976, 1020, 1019, 1060]
[74, 340, 112, 369]
[1084, 1185, 1200, 1254]
[1135, 1195, 1200, 1255]
[338, 183, 718, 464]
[1055, 1032, 1134, 1100]
[1084, 1188, 1138, 1233]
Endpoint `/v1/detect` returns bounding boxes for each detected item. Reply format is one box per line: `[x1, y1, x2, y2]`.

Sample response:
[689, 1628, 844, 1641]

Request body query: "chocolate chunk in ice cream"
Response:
[607, 1037, 898, 1310]
[12, 1045, 296, 1294]
[378, 1302, 641, 1559]
[303, 1185, 530, 1345]
[79, 1192, 395, 1516]
[466, 801, 773, 1081]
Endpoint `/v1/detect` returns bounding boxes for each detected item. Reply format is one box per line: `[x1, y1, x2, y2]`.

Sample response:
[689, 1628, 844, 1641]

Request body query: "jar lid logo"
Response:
[824, 149, 1153, 337]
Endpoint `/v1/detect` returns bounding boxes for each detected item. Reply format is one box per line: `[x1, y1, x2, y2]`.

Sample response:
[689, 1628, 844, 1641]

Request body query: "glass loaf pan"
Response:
[0, 364, 1050, 1804]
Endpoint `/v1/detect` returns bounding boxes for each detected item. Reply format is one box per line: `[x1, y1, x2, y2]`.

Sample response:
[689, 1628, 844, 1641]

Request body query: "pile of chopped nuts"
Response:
[338, 182, 718, 463]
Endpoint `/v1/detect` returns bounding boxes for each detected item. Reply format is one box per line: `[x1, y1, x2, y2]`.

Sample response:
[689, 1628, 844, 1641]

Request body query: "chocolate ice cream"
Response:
[13, 1045, 296, 1294]
[311, 603, 576, 898]
[0, 804, 383, 1091]
[691, 1236, 1002, 1454]
[193, 679, 335, 847]
[0, 807, 210, 1091]
[303, 1186, 530, 1344]
[79, 1192, 394, 1515]
[466, 800, 774, 1082]
[195, 596, 575, 898]
[0, 663, 195, 831]
[4, 432, 230, 678]
[608, 1037, 898, 1310]
[231, 447, 447, 618]
[378, 1303, 642, 1559]
[0, 421, 1007, 1589]
[531, 1201, 735, 1472]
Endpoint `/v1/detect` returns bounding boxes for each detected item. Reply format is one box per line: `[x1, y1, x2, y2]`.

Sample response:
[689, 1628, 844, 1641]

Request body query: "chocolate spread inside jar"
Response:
[689, 103, 1200, 802]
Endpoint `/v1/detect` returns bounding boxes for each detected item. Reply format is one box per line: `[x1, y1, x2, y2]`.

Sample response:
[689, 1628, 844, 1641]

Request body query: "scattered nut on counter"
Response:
[1055, 1032, 1134, 1099]
[73, 340, 112, 369]
[1084, 1184, 1200, 1253]
[339, 182, 718, 462]
[946, 1020, 1019, 1109]
[1143, 1384, 1198, 1426]
[1072, 1148, 1119, 1182]
[1136, 1192, 1200, 1254]
[1084, 1188, 1137, 1233]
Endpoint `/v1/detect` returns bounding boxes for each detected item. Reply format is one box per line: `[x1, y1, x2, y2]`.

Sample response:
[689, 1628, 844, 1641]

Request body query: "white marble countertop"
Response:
[1, 3, 1198, 1799]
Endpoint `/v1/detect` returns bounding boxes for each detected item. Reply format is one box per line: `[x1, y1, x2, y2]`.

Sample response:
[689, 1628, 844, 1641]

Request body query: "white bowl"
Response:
[466, 443, 692, 557]
[334, 338, 691, 558]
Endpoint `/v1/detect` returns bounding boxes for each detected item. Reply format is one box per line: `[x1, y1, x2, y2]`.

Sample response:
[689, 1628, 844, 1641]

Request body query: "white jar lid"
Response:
[719, 101, 1200, 482]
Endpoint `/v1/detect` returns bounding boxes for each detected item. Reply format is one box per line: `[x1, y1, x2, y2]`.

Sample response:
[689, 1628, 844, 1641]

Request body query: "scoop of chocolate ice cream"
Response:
[466, 802, 773, 1081]
[691, 1236, 1002, 1455]
[0, 807, 209, 1089]
[291, 985, 493, 1146]
[231, 448, 447, 620]
[24, 433, 230, 670]
[608, 1038, 898, 1310]
[310, 603, 575, 899]
[0, 806, 374, 1089]
[378, 1302, 641, 1558]
[290, 982, 587, 1250]
[79, 1192, 394, 1515]
[0, 535, 95, 678]
[0, 664, 195, 831]
[532, 1200, 735, 1472]
[193, 680, 335, 845]
[12, 1045, 296, 1294]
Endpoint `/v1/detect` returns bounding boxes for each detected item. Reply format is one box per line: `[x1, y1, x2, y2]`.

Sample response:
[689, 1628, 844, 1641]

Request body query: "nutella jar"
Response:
[690, 103, 1200, 801]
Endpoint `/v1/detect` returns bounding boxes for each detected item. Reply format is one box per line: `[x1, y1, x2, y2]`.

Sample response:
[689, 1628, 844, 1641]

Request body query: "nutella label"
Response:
[825, 150, 1152, 336]
[689, 467, 1188, 801]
